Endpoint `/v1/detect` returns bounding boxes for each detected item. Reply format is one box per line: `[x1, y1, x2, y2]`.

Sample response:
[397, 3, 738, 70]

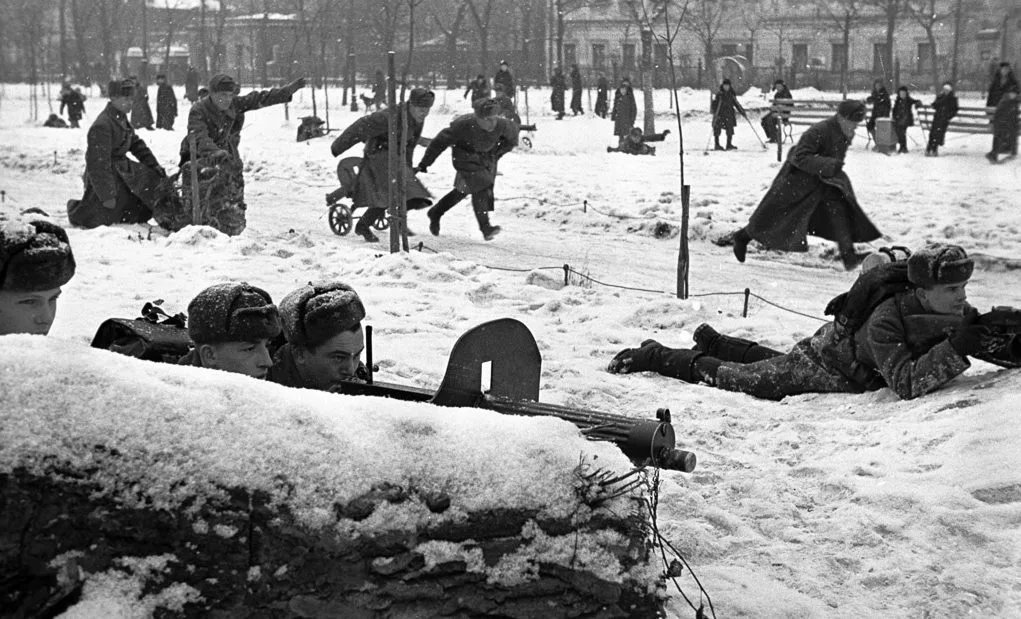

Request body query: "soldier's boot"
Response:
[713, 136, 724, 151]
[732, 227, 752, 263]
[726, 134, 737, 150]
[693, 324, 784, 364]
[475, 209, 501, 241]
[607, 340, 666, 374]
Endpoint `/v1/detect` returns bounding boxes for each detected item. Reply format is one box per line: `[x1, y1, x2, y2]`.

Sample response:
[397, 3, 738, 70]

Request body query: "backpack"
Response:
[824, 259, 913, 336]
[91, 301, 192, 364]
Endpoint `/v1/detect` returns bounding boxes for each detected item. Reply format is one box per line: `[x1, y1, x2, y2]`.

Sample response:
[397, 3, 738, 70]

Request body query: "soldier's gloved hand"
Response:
[102, 198, 116, 210]
[286, 77, 307, 94]
[949, 308, 989, 357]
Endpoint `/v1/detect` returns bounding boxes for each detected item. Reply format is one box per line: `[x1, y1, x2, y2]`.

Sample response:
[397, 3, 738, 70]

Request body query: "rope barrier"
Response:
[412, 242, 828, 323]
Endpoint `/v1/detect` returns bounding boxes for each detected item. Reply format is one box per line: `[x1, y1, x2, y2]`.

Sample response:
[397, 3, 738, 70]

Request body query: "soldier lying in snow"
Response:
[607, 127, 670, 156]
[608, 244, 1001, 401]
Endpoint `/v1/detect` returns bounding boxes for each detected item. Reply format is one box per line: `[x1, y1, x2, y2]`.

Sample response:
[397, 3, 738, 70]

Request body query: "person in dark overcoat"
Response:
[865, 79, 891, 141]
[610, 77, 637, 142]
[129, 76, 155, 130]
[494, 61, 515, 98]
[730, 100, 881, 270]
[594, 74, 609, 118]
[59, 83, 86, 128]
[891, 86, 921, 153]
[330, 88, 435, 243]
[155, 74, 178, 131]
[609, 245, 982, 402]
[171, 74, 305, 235]
[710, 78, 746, 150]
[464, 74, 491, 103]
[570, 65, 584, 115]
[925, 82, 958, 156]
[550, 67, 566, 120]
[416, 98, 519, 241]
[67, 79, 167, 229]
[985, 62, 1020, 163]
[762, 78, 792, 143]
[185, 66, 199, 103]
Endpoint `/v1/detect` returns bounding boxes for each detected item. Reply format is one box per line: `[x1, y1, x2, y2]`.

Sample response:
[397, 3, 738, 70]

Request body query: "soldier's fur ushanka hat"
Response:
[408, 88, 435, 108]
[837, 100, 867, 122]
[907, 244, 973, 289]
[187, 282, 281, 345]
[279, 281, 365, 349]
[107, 79, 136, 98]
[0, 220, 76, 292]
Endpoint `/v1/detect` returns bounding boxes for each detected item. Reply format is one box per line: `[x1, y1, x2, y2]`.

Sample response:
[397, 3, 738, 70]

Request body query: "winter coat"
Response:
[986, 70, 1020, 107]
[68, 102, 164, 228]
[892, 94, 920, 127]
[710, 87, 745, 131]
[417, 114, 519, 194]
[60, 90, 86, 120]
[494, 69, 515, 96]
[185, 68, 200, 103]
[991, 94, 1019, 155]
[928, 91, 959, 146]
[179, 86, 294, 166]
[570, 68, 583, 112]
[611, 87, 637, 136]
[866, 88, 891, 132]
[550, 72, 566, 113]
[744, 115, 881, 252]
[464, 78, 491, 102]
[156, 83, 178, 129]
[716, 292, 970, 401]
[130, 85, 155, 130]
[329, 103, 432, 209]
[595, 77, 609, 117]
[492, 94, 521, 125]
[267, 344, 313, 390]
[772, 85, 793, 121]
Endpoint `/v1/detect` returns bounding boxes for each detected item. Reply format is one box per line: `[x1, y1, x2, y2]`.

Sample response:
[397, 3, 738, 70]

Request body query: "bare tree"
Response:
[553, 0, 595, 68]
[812, 0, 865, 94]
[904, 0, 954, 89]
[431, 0, 470, 87]
[370, 0, 405, 53]
[863, 0, 902, 85]
[403, 0, 428, 78]
[680, 0, 732, 85]
[763, 0, 797, 82]
[466, 0, 496, 73]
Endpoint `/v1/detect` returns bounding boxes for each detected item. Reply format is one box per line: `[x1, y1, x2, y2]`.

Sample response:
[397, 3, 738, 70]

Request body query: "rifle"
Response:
[336, 318, 697, 473]
[903, 306, 1021, 369]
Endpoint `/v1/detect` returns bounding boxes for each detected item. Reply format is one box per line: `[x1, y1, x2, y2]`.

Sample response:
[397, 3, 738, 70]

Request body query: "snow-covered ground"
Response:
[2, 81, 1020, 617]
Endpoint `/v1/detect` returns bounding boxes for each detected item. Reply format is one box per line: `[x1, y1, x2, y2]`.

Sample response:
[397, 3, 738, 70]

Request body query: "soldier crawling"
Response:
[608, 245, 992, 401]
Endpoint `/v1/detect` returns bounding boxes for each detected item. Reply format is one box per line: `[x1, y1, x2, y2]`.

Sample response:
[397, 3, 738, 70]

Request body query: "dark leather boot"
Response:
[733, 228, 752, 263]
[693, 323, 783, 363]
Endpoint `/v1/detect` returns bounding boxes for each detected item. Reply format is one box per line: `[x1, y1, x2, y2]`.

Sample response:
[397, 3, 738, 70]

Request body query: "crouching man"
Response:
[268, 281, 365, 391]
[608, 244, 984, 401]
[178, 282, 282, 379]
[0, 220, 77, 336]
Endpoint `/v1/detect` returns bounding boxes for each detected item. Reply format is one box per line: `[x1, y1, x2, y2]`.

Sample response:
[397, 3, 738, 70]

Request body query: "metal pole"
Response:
[187, 134, 202, 225]
[677, 185, 689, 299]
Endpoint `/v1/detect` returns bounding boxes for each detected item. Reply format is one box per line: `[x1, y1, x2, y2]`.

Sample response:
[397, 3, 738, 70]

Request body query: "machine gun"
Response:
[337, 318, 697, 473]
[904, 306, 1021, 369]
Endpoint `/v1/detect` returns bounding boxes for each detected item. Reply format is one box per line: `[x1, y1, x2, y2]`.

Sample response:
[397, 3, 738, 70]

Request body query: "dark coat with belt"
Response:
[60, 90, 86, 120]
[986, 70, 1020, 107]
[717, 292, 970, 401]
[330, 103, 432, 209]
[156, 83, 178, 129]
[928, 91, 959, 146]
[710, 88, 745, 131]
[611, 86, 637, 136]
[892, 94, 920, 127]
[68, 102, 164, 228]
[570, 67, 583, 112]
[417, 114, 518, 194]
[550, 72, 566, 113]
[595, 77, 609, 117]
[494, 69, 515, 96]
[745, 116, 881, 251]
[866, 87, 891, 119]
[179, 87, 293, 165]
[130, 86, 154, 130]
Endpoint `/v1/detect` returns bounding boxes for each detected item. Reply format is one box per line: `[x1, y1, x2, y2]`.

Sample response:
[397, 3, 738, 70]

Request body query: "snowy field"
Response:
[2, 81, 1021, 617]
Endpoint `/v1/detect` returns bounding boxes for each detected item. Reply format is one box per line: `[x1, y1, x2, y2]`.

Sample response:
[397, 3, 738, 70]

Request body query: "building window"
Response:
[564, 43, 577, 67]
[831, 43, 847, 72]
[720, 43, 738, 57]
[873, 43, 889, 74]
[592, 44, 606, 71]
[792, 44, 808, 70]
[622, 43, 636, 72]
[917, 42, 932, 73]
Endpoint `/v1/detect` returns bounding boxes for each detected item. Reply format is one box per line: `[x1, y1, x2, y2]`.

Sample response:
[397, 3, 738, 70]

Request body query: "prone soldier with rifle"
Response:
[609, 244, 1019, 400]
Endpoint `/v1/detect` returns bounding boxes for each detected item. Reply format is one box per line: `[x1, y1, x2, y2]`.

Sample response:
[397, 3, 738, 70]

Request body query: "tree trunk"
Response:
[950, 0, 962, 83]
[99, 0, 113, 80]
[200, 0, 208, 74]
[69, 0, 90, 83]
[884, 0, 897, 87]
[926, 27, 939, 90]
[555, 0, 564, 68]
[841, 13, 850, 95]
[405, 0, 416, 78]
[59, 0, 68, 80]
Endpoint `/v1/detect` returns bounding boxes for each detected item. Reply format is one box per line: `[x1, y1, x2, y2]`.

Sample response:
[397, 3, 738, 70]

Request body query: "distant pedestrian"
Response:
[595, 74, 609, 118]
[494, 60, 515, 98]
[373, 69, 386, 109]
[550, 67, 566, 120]
[865, 79, 891, 142]
[570, 65, 584, 115]
[892, 86, 921, 154]
[58, 82, 86, 128]
[611, 77, 637, 143]
[762, 78, 792, 144]
[129, 75, 155, 130]
[185, 65, 199, 103]
[464, 74, 491, 103]
[925, 81, 958, 157]
[155, 74, 178, 131]
[710, 78, 746, 151]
